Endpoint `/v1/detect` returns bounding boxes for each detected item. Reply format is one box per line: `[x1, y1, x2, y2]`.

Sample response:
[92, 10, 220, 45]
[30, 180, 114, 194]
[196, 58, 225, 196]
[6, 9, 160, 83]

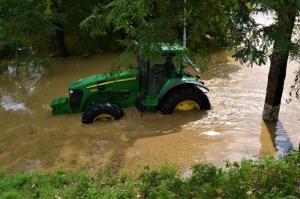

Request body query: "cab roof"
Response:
[138, 43, 187, 54]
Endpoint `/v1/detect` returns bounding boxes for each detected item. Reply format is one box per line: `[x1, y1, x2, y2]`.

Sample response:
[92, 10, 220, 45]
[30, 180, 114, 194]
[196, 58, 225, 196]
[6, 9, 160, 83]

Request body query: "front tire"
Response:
[159, 86, 211, 115]
[81, 102, 124, 124]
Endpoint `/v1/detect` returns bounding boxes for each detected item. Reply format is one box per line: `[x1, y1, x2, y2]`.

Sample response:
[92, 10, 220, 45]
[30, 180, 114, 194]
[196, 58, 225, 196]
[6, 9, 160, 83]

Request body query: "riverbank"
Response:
[1, 150, 300, 198]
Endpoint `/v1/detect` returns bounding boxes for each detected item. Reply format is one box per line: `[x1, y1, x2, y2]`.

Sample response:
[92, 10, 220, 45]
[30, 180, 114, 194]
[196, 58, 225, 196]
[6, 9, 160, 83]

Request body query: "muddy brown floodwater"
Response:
[0, 50, 300, 175]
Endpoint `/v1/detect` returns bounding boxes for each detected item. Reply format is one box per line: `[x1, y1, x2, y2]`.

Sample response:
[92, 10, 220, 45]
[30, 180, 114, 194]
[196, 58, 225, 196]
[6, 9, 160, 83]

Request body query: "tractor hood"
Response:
[68, 70, 136, 90]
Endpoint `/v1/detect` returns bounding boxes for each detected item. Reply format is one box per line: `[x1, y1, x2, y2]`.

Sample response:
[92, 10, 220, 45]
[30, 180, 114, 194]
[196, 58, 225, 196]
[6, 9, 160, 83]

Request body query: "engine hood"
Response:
[68, 70, 136, 90]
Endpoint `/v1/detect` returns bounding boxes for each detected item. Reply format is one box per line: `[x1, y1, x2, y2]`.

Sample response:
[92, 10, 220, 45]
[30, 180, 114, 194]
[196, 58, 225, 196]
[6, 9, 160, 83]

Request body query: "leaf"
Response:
[55, 195, 62, 199]
[216, 188, 223, 194]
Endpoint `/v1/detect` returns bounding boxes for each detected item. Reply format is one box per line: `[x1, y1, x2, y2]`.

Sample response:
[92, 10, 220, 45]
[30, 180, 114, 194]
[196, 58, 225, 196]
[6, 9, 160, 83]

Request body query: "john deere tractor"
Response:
[51, 44, 211, 124]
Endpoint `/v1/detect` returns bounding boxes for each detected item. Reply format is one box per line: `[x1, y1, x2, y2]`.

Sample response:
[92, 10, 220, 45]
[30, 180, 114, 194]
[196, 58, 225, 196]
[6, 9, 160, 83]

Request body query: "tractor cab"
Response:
[134, 44, 208, 114]
[137, 43, 200, 94]
[138, 53, 179, 95]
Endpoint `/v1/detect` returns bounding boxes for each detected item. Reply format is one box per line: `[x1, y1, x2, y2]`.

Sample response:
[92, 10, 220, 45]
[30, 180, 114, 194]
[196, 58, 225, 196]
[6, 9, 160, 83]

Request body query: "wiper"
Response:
[183, 57, 200, 73]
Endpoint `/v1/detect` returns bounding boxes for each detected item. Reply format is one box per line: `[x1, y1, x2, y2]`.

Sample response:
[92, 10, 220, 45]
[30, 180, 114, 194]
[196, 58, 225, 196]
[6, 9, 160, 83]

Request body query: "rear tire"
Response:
[81, 101, 124, 124]
[159, 86, 211, 115]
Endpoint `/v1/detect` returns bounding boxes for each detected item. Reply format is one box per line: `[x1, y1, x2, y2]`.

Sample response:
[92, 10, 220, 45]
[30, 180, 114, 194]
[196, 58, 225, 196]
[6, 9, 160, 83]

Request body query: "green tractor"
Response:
[51, 44, 211, 124]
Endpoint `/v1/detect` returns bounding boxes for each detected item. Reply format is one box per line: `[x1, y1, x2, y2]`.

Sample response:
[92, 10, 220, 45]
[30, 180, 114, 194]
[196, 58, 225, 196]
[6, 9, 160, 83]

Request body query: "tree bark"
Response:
[262, 8, 296, 122]
[51, 2, 69, 58]
[262, 52, 288, 121]
[53, 25, 69, 58]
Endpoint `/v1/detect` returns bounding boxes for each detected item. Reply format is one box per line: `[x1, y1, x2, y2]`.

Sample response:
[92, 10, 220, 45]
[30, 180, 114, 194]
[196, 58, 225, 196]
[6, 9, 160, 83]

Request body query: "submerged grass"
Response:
[1, 151, 300, 199]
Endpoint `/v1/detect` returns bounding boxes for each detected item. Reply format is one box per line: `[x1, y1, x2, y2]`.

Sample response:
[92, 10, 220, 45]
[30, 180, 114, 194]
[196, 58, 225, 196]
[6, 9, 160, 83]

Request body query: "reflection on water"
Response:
[1, 95, 27, 111]
[8, 65, 17, 74]
[260, 120, 294, 156]
[202, 131, 221, 136]
[0, 51, 300, 174]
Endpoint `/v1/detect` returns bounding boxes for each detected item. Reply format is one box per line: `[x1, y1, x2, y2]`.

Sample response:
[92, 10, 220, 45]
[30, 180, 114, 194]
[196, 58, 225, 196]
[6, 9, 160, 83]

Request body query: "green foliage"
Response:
[229, 0, 300, 67]
[138, 163, 180, 198]
[80, 0, 238, 71]
[97, 164, 119, 186]
[109, 52, 137, 75]
[0, 61, 8, 74]
[59, 0, 120, 54]
[188, 164, 222, 186]
[0, 0, 58, 72]
[0, 0, 123, 63]
[1, 152, 300, 198]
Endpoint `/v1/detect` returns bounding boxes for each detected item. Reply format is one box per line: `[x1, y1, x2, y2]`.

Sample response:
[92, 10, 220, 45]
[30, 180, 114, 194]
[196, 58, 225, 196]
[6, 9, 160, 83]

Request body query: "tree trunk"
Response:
[262, 52, 288, 121]
[51, 2, 69, 58]
[262, 8, 296, 122]
[53, 25, 69, 58]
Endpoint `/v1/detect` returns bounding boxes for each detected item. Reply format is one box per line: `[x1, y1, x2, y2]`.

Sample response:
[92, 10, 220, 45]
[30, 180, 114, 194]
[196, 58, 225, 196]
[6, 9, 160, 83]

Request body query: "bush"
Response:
[0, 152, 300, 198]
[0, 61, 7, 74]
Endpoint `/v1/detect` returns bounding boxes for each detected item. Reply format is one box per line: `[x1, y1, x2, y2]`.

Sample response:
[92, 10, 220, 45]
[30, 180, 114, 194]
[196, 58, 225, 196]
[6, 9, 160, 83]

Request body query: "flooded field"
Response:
[0, 50, 300, 175]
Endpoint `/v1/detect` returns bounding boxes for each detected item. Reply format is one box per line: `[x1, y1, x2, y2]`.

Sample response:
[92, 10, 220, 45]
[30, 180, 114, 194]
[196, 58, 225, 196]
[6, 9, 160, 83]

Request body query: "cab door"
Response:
[137, 54, 150, 95]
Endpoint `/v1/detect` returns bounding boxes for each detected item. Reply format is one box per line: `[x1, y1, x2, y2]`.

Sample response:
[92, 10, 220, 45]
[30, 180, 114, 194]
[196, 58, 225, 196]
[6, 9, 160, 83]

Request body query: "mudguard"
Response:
[158, 81, 209, 100]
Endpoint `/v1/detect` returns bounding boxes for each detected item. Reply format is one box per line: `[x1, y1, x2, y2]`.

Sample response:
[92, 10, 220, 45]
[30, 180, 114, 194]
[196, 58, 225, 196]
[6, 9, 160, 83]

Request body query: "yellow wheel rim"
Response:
[93, 114, 114, 122]
[175, 100, 200, 111]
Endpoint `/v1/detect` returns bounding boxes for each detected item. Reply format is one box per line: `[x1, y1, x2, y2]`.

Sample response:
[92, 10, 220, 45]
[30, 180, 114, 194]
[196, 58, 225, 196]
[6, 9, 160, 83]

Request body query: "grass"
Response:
[1, 151, 300, 199]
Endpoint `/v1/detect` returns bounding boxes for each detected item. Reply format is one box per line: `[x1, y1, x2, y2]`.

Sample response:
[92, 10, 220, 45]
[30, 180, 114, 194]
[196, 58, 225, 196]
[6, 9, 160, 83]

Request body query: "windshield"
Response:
[148, 54, 182, 70]
[137, 53, 200, 95]
[148, 54, 200, 73]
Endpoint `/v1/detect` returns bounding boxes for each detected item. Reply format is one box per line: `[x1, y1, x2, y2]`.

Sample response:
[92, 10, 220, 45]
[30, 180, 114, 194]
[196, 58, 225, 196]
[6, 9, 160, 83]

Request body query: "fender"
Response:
[159, 81, 209, 100]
